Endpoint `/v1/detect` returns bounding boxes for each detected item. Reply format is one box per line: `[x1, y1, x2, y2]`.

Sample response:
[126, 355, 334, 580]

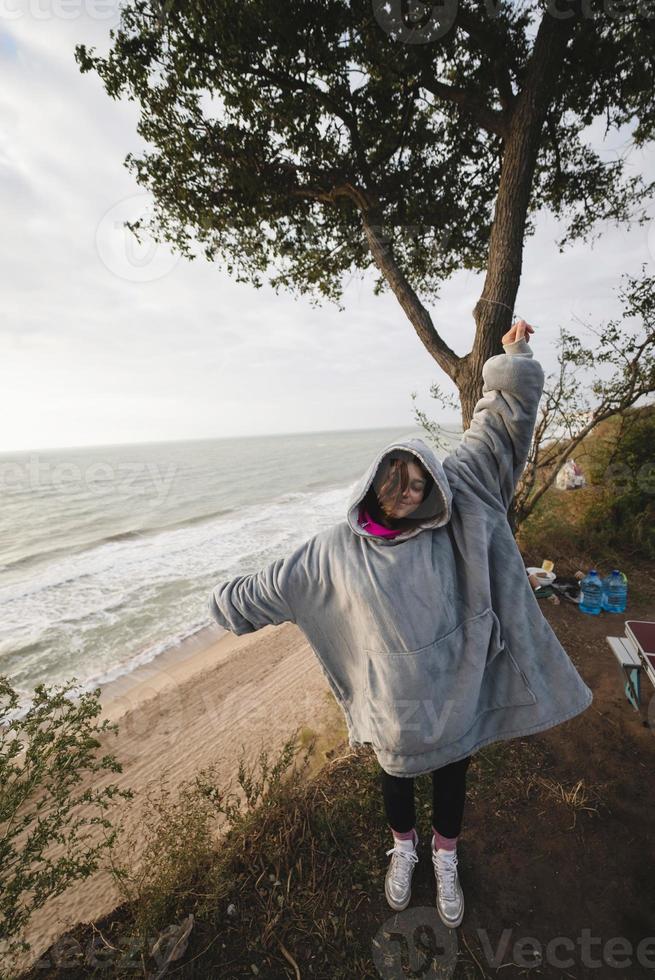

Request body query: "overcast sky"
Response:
[2, 6, 654, 453]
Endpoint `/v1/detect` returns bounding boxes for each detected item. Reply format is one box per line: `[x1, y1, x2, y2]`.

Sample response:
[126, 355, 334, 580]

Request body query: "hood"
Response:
[346, 437, 453, 544]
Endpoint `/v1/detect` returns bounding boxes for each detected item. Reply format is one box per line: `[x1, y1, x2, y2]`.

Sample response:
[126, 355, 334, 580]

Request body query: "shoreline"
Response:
[96, 621, 244, 723]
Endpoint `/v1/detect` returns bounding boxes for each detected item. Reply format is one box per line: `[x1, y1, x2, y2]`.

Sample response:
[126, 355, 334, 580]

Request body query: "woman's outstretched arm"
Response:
[208, 541, 309, 636]
[442, 319, 545, 513]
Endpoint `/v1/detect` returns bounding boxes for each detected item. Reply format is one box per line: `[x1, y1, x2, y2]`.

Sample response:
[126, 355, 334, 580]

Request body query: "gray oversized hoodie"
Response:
[208, 336, 593, 777]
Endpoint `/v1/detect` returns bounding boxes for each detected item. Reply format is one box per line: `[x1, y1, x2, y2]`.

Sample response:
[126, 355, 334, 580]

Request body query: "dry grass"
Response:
[16, 714, 646, 980]
[520, 774, 602, 829]
[17, 731, 391, 979]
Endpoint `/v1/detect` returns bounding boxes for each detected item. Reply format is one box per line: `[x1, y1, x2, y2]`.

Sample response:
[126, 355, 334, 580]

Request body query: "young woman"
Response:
[208, 319, 594, 928]
[358, 449, 474, 925]
[356, 447, 474, 924]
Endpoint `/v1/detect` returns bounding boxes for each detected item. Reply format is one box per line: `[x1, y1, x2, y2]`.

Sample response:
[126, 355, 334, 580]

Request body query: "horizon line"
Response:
[0, 421, 465, 457]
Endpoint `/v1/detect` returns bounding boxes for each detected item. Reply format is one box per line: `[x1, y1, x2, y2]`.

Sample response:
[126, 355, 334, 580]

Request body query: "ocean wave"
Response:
[0, 507, 237, 575]
[0, 434, 380, 704]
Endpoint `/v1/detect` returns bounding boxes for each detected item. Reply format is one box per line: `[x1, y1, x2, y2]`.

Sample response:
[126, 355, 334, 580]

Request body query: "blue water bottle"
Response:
[601, 572, 610, 610]
[605, 569, 628, 613]
[579, 569, 603, 615]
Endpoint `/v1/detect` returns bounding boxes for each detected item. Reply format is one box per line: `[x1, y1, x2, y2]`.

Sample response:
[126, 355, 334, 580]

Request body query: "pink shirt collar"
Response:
[358, 505, 404, 538]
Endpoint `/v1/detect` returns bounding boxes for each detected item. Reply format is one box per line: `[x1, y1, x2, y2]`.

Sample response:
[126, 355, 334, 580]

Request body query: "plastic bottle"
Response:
[579, 569, 603, 615]
[601, 573, 610, 611]
[604, 569, 628, 613]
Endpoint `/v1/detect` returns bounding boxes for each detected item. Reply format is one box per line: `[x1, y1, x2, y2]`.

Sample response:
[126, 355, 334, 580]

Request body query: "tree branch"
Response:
[247, 66, 372, 181]
[360, 205, 462, 379]
[456, 9, 516, 115]
[418, 72, 508, 139]
[513, 306, 655, 526]
[369, 81, 419, 170]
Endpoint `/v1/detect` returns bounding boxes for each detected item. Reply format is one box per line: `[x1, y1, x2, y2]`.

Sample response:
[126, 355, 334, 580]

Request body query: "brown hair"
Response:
[362, 457, 433, 531]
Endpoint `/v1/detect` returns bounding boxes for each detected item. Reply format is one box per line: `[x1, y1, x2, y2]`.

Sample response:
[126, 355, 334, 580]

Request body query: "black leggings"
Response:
[380, 755, 473, 838]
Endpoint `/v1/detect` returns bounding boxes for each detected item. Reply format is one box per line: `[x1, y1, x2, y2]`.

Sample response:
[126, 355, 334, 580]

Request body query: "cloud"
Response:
[1, 6, 654, 451]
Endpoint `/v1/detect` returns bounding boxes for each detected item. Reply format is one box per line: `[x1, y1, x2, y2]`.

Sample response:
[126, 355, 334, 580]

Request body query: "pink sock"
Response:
[392, 827, 418, 845]
[432, 826, 458, 851]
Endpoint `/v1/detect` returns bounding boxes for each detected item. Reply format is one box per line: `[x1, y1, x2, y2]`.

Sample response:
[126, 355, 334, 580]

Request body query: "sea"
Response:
[0, 426, 462, 720]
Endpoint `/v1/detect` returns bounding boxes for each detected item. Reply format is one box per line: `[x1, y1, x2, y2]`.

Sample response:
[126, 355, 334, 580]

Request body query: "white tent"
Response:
[556, 459, 586, 490]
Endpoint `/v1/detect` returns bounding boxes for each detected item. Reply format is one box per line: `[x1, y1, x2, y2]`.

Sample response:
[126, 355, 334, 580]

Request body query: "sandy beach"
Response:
[8, 621, 345, 975]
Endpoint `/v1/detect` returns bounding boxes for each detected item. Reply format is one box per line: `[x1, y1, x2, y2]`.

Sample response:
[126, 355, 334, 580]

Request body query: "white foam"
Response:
[0, 481, 357, 706]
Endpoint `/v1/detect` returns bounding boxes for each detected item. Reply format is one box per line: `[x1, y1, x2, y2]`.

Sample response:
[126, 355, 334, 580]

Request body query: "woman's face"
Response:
[387, 460, 427, 518]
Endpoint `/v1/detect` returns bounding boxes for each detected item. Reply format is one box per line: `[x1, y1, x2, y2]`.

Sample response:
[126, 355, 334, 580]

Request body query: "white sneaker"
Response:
[384, 831, 419, 911]
[431, 840, 464, 928]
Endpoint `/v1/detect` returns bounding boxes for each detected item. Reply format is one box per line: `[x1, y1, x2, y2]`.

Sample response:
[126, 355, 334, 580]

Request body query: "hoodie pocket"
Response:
[364, 607, 537, 756]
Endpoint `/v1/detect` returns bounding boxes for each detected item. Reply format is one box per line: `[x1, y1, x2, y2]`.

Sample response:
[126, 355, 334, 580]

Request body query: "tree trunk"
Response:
[460, 8, 579, 428]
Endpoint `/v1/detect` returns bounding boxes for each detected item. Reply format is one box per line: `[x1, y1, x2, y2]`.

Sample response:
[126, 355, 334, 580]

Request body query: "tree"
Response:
[0, 676, 133, 964]
[74, 0, 655, 426]
[512, 267, 655, 532]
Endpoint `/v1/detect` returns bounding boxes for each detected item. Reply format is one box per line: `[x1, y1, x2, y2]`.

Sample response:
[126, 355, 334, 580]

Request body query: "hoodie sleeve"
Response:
[443, 337, 545, 512]
[208, 544, 306, 636]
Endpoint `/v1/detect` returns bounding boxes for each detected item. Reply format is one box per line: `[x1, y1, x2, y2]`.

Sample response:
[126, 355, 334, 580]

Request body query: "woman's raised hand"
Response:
[501, 318, 535, 347]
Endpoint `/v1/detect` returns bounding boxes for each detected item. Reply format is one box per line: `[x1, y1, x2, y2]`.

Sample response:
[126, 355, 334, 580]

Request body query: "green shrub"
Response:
[581, 409, 655, 559]
[0, 676, 133, 968]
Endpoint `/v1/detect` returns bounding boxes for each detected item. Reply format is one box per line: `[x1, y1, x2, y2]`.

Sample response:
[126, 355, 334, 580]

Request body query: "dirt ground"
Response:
[354, 561, 655, 979]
